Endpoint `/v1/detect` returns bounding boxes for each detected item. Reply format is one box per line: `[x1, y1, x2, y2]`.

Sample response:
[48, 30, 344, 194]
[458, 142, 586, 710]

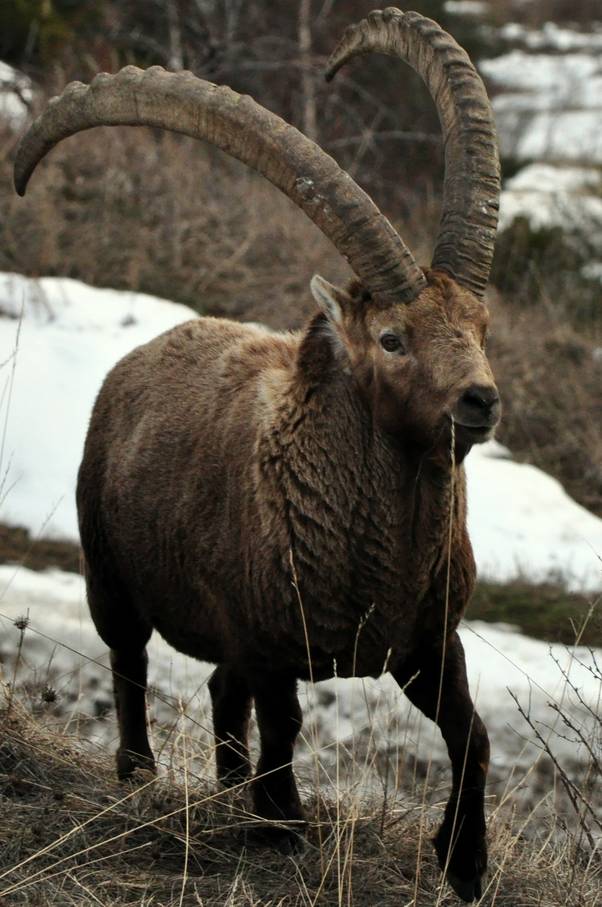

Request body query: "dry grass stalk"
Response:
[1, 686, 601, 906]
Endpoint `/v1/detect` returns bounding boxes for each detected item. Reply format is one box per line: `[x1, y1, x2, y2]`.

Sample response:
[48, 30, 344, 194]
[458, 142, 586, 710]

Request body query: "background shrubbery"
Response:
[2, 142, 601, 522]
[1, 0, 601, 513]
[1, 4, 601, 905]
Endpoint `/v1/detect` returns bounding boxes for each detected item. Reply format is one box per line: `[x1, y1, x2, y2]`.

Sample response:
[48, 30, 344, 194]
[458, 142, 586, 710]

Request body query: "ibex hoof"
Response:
[446, 870, 483, 902]
[116, 748, 156, 781]
[247, 822, 307, 856]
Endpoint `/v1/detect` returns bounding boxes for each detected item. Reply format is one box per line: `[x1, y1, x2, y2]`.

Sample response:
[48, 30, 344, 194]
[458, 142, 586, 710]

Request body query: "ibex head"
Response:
[14, 8, 501, 456]
[310, 271, 499, 452]
[304, 7, 501, 453]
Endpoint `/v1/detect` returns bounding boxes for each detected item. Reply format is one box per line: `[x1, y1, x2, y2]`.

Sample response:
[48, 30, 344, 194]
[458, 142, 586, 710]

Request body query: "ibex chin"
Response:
[15, 8, 501, 902]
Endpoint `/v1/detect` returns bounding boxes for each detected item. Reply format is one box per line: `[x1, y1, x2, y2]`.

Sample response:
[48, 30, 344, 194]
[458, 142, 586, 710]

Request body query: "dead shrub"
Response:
[2, 108, 601, 518]
[488, 289, 602, 517]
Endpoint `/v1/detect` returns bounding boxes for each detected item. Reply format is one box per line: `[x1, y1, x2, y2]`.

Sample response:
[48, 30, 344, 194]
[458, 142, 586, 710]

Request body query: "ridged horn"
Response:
[14, 65, 427, 305]
[326, 7, 500, 299]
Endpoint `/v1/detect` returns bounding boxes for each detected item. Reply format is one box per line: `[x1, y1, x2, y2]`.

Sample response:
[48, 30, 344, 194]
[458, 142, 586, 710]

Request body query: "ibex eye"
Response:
[380, 333, 404, 353]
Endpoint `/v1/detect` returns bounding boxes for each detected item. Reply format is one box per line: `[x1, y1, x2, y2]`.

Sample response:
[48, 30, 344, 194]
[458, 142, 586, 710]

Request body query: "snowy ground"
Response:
[0, 272, 600, 779]
[497, 163, 602, 234]
[0, 62, 31, 130]
[0, 562, 599, 778]
[0, 273, 195, 542]
[1, 271, 601, 592]
[481, 49, 602, 165]
[475, 14, 602, 248]
[478, 14, 602, 167]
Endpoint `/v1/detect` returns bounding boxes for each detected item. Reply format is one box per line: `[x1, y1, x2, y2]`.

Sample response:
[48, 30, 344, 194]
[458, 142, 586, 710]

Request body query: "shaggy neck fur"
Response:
[252, 318, 471, 679]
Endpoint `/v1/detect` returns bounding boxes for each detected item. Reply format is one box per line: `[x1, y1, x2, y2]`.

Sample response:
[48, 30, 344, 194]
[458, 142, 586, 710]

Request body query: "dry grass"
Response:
[488, 290, 602, 518]
[488, 0, 602, 28]
[3, 111, 602, 517]
[0, 123, 344, 331]
[0, 109, 438, 331]
[0, 688, 599, 907]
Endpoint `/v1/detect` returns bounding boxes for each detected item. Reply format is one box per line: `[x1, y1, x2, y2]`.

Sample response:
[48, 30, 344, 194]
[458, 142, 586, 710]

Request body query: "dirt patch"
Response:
[0, 523, 81, 574]
[0, 696, 599, 907]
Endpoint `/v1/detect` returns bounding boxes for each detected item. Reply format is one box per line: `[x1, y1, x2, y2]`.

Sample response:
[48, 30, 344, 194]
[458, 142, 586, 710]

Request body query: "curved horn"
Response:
[326, 7, 500, 299]
[14, 65, 427, 305]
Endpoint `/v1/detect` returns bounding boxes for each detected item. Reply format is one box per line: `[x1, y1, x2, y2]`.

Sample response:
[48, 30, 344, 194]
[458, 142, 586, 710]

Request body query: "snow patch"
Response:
[0, 564, 598, 770]
[0, 273, 198, 540]
[500, 21, 602, 52]
[499, 163, 602, 231]
[445, 1, 488, 15]
[467, 441, 602, 591]
[0, 61, 32, 129]
[1, 272, 601, 592]
[583, 262, 602, 282]
[481, 51, 602, 164]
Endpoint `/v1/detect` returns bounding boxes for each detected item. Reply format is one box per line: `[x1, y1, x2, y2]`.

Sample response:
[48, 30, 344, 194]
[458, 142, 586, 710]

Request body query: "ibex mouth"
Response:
[453, 422, 496, 444]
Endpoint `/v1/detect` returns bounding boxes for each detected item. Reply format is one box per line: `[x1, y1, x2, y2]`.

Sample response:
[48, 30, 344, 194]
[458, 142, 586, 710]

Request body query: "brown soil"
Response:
[0, 523, 81, 574]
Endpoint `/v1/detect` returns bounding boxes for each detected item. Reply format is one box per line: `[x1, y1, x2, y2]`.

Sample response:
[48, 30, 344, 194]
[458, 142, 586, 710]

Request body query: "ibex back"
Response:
[15, 8, 501, 902]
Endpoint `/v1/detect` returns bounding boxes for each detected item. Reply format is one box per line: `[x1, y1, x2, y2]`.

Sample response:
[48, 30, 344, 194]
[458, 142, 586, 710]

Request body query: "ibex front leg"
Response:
[394, 631, 489, 902]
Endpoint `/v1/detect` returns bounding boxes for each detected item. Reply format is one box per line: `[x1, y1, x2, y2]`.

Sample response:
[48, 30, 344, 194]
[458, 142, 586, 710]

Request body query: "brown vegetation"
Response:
[2, 117, 601, 518]
[0, 122, 349, 331]
[0, 524, 81, 574]
[487, 292, 602, 518]
[0, 691, 599, 906]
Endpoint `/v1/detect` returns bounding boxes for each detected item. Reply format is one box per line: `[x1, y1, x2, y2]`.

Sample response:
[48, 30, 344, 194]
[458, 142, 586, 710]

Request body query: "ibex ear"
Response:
[310, 274, 347, 324]
[298, 275, 350, 381]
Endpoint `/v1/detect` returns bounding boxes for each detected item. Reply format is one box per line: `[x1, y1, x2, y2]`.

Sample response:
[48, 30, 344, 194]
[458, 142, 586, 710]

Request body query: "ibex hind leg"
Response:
[85, 566, 155, 781]
[208, 664, 252, 788]
[251, 673, 305, 853]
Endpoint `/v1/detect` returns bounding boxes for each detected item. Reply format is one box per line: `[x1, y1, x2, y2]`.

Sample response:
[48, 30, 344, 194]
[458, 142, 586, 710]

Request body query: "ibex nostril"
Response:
[455, 384, 501, 430]
[461, 384, 499, 412]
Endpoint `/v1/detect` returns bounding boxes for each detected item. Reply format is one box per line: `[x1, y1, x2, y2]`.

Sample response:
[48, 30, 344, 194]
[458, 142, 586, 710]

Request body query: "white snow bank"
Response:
[483, 51, 601, 109]
[498, 163, 602, 231]
[467, 441, 602, 591]
[0, 61, 32, 129]
[1, 271, 601, 592]
[500, 21, 602, 53]
[498, 110, 602, 166]
[0, 273, 198, 541]
[506, 164, 600, 194]
[482, 51, 601, 109]
[445, 1, 488, 15]
[0, 564, 598, 770]
[481, 51, 602, 164]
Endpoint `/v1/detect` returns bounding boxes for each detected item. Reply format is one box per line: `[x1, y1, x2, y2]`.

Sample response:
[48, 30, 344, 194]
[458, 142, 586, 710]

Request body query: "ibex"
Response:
[15, 8, 501, 901]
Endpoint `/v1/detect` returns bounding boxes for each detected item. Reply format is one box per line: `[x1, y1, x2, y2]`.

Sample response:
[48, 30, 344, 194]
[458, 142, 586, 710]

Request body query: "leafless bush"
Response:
[0, 127, 331, 329]
[488, 0, 602, 28]
[0, 114, 438, 330]
[509, 645, 601, 864]
[489, 289, 602, 518]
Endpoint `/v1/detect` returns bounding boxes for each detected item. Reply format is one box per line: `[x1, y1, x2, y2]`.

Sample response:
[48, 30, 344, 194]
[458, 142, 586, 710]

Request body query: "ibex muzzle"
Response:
[455, 383, 501, 434]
